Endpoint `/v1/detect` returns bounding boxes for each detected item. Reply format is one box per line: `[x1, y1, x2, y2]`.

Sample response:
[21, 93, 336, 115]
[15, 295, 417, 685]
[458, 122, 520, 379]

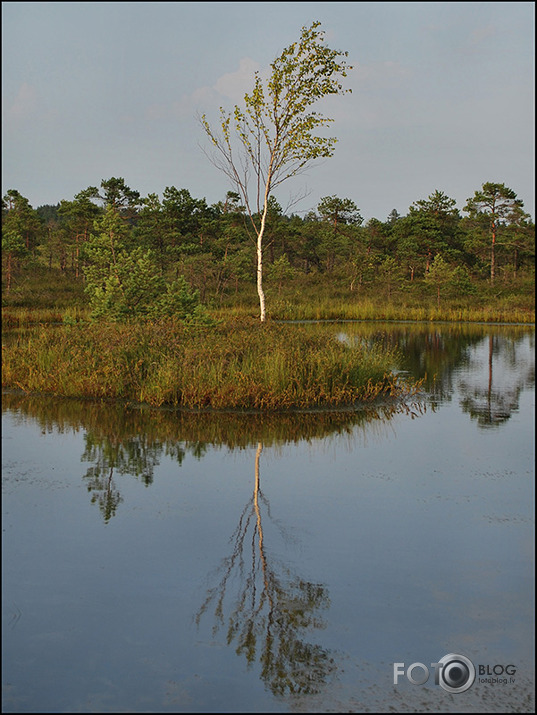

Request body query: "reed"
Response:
[2, 318, 421, 410]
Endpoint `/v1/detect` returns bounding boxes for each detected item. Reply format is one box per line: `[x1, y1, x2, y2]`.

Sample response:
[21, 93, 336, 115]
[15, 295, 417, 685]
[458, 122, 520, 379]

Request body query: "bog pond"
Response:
[2, 321, 535, 713]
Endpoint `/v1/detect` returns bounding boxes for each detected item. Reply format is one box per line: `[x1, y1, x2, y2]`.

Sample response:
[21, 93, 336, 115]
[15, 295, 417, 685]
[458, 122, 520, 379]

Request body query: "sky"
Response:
[2, 2, 535, 221]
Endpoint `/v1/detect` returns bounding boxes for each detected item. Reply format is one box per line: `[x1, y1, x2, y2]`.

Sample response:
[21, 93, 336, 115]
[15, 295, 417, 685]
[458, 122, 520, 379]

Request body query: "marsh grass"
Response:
[212, 272, 534, 323]
[2, 318, 421, 410]
[3, 263, 534, 326]
[265, 283, 536, 322]
[212, 290, 535, 323]
[2, 306, 90, 328]
[2, 264, 87, 310]
[271, 300, 535, 323]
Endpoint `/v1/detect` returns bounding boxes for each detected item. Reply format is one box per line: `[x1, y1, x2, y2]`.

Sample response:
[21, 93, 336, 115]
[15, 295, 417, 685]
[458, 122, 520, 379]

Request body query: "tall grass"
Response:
[4, 299, 533, 329]
[212, 301, 535, 324]
[2, 264, 87, 309]
[210, 280, 535, 323]
[2, 318, 421, 410]
[3, 263, 534, 325]
[267, 297, 535, 323]
[2, 306, 90, 328]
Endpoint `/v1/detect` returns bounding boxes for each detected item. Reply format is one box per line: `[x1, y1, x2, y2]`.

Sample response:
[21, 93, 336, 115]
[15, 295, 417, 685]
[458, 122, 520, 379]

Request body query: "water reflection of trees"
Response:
[1, 392, 424, 522]
[81, 432, 164, 522]
[195, 442, 335, 696]
[326, 323, 534, 426]
[458, 333, 535, 427]
[3, 393, 422, 696]
[337, 323, 474, 400]
[5, 324, 533, 519]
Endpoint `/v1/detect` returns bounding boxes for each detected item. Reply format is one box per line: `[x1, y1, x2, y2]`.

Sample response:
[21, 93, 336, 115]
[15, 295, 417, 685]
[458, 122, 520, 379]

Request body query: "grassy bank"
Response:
[3, 297, 534, 330]
[2, 266, 532, 410]
[214, 299, 535, 324]
[2, 318, 422, 410]
[2, 306, 90, 328]
[216, 278, 535, 323]
[3, 265, 535, 326]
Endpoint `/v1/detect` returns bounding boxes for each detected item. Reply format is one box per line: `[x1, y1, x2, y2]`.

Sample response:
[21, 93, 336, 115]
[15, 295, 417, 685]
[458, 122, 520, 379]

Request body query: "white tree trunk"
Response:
[256, 189, 271, 322]
[257, 231, 266, 322]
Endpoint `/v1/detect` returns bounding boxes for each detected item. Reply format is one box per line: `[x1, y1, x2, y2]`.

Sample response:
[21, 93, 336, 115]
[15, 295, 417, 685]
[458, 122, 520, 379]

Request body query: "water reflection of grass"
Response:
[2, 318, 422, 410]
[1, 391, 425, 449]
[2, 392, 427, 523]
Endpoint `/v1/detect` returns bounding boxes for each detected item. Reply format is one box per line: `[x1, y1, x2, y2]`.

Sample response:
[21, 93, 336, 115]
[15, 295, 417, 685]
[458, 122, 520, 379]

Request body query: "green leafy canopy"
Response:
[201, 21, 352, 206]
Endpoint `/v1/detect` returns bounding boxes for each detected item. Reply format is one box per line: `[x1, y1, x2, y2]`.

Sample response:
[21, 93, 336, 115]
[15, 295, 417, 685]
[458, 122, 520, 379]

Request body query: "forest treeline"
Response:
[2, 177, 535, 317]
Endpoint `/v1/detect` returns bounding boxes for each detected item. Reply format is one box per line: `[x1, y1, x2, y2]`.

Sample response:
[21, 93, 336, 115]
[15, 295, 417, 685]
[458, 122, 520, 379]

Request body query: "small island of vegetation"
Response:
[2, 174, 533, 410]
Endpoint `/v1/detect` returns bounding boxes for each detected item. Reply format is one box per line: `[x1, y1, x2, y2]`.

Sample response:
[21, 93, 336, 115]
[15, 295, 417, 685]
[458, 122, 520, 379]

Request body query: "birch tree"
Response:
[201, 21, 352, 321]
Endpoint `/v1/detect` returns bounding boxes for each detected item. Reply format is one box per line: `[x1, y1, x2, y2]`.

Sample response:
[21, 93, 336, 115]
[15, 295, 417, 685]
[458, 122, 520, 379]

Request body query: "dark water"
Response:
[2, 323, 534, 713]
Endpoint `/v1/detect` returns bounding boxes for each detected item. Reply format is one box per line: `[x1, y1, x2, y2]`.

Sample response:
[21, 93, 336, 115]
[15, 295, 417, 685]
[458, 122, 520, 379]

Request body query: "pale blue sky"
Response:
[2, 2, 535, 220]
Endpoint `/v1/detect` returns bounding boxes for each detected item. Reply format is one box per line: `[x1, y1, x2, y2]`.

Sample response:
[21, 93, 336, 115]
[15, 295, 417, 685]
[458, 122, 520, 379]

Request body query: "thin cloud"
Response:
[213, 57, 261, 102]
[145, 57, 264, 120]
[352, 60, 411, 88]
[6, 82, 37, 120]
[467, 24, 497, 47]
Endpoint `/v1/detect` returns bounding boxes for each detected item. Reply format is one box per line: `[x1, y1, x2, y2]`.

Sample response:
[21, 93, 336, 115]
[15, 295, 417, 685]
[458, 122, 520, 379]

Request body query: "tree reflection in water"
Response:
[1, 392, 424, 523]
[81, 432, 165, 523]
[2, 323, 533, 696]
[2, 324, 534, 712]
[84, 464, 122, 523]
[327, 321, 534, 410]
[458, 334, 535, 427]
[1, 393, 426, 694]
[195, 442, 335, 696]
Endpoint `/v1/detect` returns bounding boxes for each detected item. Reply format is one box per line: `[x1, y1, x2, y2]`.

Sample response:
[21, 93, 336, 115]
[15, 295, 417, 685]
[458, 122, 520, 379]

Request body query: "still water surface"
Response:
[2, 322, 534, 713]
